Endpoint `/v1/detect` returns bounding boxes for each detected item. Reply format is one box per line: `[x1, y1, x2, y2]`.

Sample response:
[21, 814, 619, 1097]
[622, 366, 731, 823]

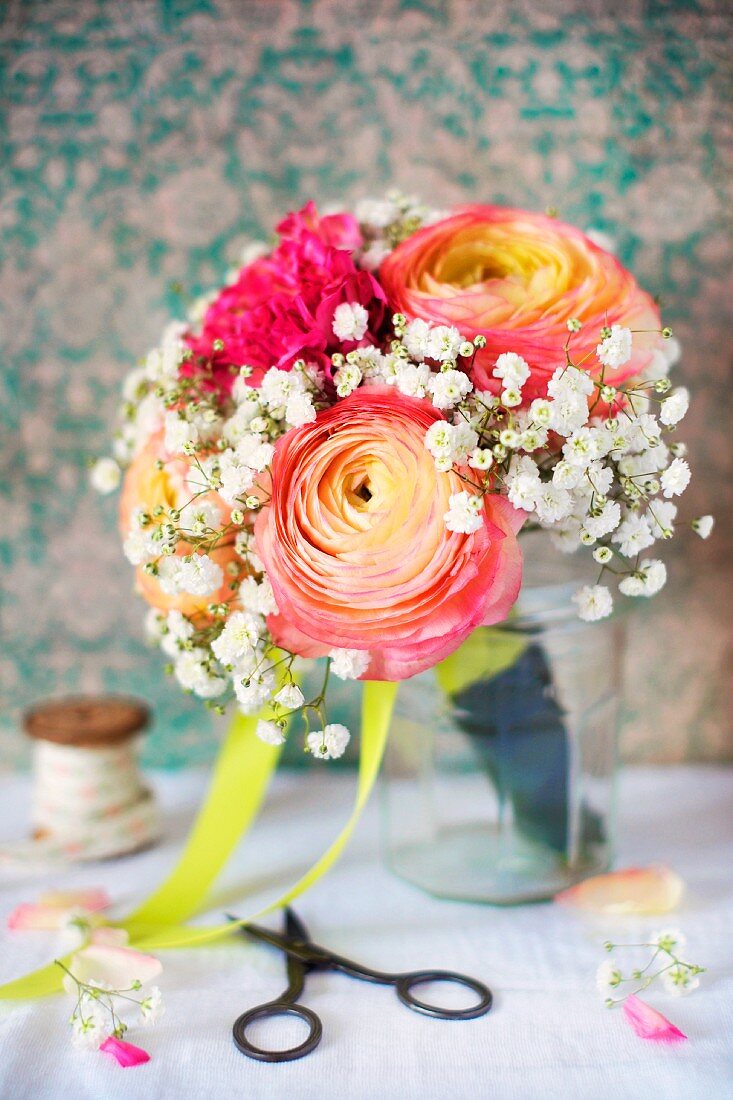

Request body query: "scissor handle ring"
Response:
[396, 969, 493, 1021]
[232, 1002, 323, 1062]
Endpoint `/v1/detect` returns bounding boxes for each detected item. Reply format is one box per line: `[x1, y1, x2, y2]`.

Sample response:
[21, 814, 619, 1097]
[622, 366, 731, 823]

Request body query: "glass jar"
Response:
[380, 536, 623, 904]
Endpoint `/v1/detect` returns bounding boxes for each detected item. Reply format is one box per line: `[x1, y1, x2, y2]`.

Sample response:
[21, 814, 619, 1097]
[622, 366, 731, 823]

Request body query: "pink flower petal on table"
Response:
[7, 889, 111, 930]
[99, 1037, 151, 1067]
[7, 904, 67, 931]
[555, 866, 684, 914]
[39, 889, 110, 913]
[622, 995, 687, 1042]
[68, 944, 162, 989]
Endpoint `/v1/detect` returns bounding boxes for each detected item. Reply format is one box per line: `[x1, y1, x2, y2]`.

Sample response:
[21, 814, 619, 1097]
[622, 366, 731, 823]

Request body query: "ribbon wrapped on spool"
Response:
[0, 696, 161, 869]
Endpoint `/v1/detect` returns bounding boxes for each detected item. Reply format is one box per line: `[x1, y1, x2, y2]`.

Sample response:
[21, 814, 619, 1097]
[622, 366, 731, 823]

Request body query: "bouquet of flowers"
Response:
[93, 194, 712, 760]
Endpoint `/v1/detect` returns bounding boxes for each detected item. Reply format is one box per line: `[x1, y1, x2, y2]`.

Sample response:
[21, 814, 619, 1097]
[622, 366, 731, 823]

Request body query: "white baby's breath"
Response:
[660, 387, 689, 426]
[274, 683, 305, 710]
[212, 611, 265, 666]
[89, 457, 121, 494]
[255, 719, 286, 746]
[332, 301, 369, 342]
[330, 649, 371, 680]
[572, 584, 613, 622]
[596, 961, 623, 994]
[596, 324, 632, 369]
[692, 515, 714, 539]
[443, 491, 484, 534]
[618, 559, 667, 597]
[306, 723, 351, 760]
[139, 986, 165, 1026]
[175, 554, 223, 597]
[493, 352, 530, 391]
[660, 457, 691, 498]
[428, 368, 472, 410]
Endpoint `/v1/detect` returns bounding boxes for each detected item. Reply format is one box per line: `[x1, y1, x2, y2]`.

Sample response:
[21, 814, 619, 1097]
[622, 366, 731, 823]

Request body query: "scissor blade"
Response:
[226, 914, 289, 948]
[284, 907, 311, 944]
[228, 918, 317, 964]
[226, 915, 311, 1004]
[282, 909, 313, 996]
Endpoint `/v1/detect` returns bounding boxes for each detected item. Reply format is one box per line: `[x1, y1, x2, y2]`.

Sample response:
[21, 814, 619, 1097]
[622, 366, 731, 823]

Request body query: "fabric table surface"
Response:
[1, 764, 731, 1100]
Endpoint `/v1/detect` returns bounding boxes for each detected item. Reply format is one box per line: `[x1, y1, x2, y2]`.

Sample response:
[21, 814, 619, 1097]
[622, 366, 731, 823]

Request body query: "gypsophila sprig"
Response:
[56, 959, 165, 1050]
[597, 933, 706, 1007]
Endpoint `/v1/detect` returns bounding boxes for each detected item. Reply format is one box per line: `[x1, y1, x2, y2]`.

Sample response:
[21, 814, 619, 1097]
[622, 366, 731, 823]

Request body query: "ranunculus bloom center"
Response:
[421, 221, 588, 305]
[282, 405, 458, 601]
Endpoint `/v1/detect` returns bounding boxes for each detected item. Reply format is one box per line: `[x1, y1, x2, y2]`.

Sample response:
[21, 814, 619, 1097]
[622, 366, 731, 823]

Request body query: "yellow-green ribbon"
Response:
[0, 680, 397, 999]
[124, 711, 284, 932]
[435, 625, 526, 696]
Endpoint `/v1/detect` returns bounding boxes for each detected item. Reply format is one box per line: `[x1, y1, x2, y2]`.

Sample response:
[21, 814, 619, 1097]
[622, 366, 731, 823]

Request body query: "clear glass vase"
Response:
[381, 536, 623, 904]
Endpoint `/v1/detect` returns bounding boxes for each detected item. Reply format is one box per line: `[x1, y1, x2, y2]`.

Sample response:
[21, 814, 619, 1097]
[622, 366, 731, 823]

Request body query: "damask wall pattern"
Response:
[1, 0, 731, 768]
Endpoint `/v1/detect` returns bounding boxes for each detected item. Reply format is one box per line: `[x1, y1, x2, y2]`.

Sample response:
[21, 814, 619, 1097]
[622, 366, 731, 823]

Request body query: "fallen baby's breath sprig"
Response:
[597, 930, 706, 1007]
[55, 959, 165, 1049]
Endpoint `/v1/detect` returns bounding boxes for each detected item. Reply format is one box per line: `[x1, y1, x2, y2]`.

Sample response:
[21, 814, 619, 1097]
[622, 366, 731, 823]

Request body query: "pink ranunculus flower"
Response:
[255, 385, 523, 680]
[185, 203, 385, 391]
[379, 205, 662, 400]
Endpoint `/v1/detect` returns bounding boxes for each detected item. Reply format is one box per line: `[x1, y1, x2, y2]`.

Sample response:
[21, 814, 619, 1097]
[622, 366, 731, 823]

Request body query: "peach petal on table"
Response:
[99, 1036, 151, 1067]
[555, 866, 684, 914]
[622, 995, 687, 1043]
[8, 904, 71, 931]
[7, 889, 111, 930]
[65, 944, 162, 990]
[38, 889, 110, 912]
[90, 926, 130, 947]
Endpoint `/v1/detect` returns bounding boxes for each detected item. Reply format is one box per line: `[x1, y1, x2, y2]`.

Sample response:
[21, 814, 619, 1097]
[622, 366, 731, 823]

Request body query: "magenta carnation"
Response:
[185, 202, 386, 391]
[276, 201, 363, 252]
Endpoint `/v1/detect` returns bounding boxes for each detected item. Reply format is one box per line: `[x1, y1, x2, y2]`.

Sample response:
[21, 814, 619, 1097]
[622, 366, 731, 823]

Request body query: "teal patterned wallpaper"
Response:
[1, 0, 731, 768]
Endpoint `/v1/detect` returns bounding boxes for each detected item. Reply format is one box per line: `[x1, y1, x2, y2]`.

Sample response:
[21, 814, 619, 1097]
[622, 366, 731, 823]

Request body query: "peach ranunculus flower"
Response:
[119, 431, 242, 618]
[379, 205, 662, 400]
[255, 385, 523, 680]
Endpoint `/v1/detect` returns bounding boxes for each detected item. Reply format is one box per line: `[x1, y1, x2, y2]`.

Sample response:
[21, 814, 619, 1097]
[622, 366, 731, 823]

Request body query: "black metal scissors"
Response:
[230, 907, 493, 1062]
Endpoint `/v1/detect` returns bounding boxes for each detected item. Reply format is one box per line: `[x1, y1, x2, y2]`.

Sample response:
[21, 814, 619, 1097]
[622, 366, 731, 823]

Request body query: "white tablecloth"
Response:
[1, 765, 731, 1100]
